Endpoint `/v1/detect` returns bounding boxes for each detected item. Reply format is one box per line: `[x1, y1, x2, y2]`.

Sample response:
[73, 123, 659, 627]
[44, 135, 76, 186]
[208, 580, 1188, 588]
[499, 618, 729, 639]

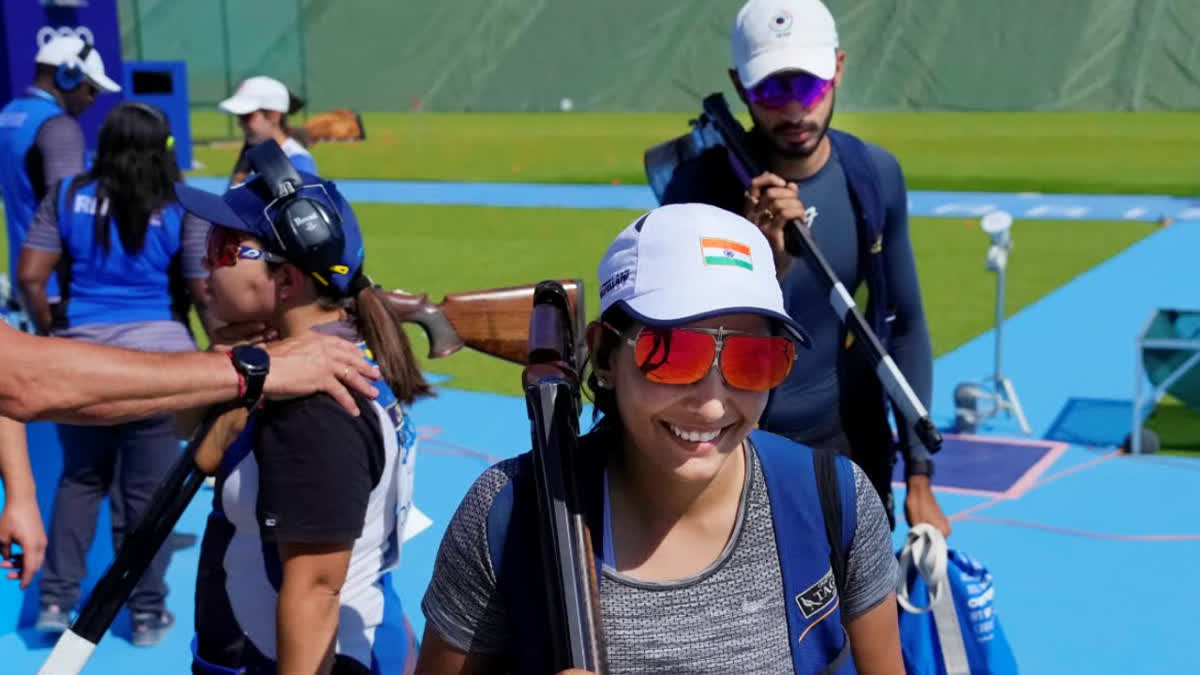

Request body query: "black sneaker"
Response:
[131, 610, 175, 647]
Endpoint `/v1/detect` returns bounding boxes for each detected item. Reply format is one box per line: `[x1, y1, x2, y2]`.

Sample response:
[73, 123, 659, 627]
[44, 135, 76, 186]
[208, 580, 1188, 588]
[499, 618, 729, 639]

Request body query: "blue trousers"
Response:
[40, 415, 180, 614]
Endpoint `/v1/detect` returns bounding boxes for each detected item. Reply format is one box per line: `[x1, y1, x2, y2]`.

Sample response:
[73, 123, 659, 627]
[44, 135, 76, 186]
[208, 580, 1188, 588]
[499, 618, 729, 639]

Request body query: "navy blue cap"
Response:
[175, 172, 366, 296]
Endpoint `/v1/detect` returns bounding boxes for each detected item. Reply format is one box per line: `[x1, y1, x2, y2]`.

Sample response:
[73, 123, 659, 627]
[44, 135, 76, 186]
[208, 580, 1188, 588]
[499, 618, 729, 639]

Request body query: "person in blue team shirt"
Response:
[176, 147, 424, 674]
[18, 101, 206, 645]
[0, 34, 121, 316]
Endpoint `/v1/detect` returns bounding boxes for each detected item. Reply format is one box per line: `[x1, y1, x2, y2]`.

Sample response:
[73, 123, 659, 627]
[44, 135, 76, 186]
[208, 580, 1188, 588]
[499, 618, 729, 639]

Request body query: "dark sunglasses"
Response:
[746, 71, 833, 110]
[203, 226, 285, 269]
[609, 324, 796, 392]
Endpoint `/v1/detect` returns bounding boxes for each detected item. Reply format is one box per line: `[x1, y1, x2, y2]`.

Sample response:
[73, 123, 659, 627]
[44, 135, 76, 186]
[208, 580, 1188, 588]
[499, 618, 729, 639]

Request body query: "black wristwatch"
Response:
[230, 345, 270, 410]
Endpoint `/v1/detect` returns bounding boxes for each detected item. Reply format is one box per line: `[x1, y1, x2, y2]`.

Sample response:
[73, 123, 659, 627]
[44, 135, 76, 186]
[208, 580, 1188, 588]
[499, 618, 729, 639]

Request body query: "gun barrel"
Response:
[524, 280, 606, 672]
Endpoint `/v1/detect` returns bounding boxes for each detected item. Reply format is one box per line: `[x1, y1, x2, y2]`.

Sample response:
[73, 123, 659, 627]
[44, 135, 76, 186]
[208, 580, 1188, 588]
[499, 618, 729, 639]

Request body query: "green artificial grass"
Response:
[337, 205, 1157, 396]
[189, 110, 1200, 195]
[1144, 397, 1200, 458]
[0, 205, 1156, 396]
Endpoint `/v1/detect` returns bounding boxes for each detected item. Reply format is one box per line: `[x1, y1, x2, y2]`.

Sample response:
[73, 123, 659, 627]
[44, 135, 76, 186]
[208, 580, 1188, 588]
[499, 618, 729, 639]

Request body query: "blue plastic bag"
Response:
[897, 525, 1019, 675]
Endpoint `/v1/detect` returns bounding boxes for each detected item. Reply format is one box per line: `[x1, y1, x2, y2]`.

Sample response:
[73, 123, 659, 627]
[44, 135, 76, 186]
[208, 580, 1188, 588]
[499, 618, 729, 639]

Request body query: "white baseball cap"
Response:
[35, 35, 121, 93]
[218, 76, 290, 115]
[732, 0, 839, 88]
[597, 203, 811, 347]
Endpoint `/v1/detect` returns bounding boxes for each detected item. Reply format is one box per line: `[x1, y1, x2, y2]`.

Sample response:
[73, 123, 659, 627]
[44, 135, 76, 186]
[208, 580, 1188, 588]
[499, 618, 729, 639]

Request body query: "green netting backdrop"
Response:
[119, 0, 1200, 114]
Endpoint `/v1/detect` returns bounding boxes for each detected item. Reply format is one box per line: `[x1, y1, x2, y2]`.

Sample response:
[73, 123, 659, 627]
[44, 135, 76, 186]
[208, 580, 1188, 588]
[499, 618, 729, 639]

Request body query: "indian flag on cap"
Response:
[700, 237, 753, 270]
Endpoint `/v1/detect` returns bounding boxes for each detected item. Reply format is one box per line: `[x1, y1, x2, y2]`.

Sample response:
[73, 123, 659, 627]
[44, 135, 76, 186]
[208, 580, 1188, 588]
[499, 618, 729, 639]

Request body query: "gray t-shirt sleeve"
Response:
[22, 191, 63, 253]
[842, 462, 899, 619]
[35, 116, 85, 195]
[180, 212, 211, 280]
[420, 461, 516, 654]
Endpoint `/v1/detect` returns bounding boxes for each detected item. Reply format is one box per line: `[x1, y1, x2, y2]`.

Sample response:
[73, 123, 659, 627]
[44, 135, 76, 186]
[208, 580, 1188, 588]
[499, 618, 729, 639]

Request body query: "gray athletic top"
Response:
[33, 115, 85, 201]
[422, 442, 897, 672]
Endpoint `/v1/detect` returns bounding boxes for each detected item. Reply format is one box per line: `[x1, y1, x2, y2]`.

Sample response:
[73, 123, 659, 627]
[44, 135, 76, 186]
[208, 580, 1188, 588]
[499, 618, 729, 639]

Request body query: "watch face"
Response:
[234, 345, 270, 372]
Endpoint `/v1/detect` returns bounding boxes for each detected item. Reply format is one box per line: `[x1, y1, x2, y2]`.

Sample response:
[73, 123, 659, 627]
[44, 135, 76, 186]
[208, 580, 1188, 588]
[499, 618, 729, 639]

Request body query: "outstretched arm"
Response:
[0, 324, 379, 423]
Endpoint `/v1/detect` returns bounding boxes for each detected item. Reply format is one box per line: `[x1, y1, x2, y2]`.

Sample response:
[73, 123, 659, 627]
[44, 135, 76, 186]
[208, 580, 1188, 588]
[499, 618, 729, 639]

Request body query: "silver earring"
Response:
[595, 375, 611, 389]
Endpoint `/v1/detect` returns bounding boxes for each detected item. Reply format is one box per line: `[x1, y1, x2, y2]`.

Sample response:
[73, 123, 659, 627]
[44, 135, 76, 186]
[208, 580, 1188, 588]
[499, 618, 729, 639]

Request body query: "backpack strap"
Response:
[829, 130, 901, 529]
[813, 448, 848, 598]
[753, 430, 857, 673]
[827, 129, 890, 346]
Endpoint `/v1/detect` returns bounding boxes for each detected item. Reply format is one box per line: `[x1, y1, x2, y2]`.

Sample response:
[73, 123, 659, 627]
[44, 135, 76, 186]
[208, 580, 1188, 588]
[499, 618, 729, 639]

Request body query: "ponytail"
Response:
[350, 284, 432, 404]
[282, 91, 308, 148]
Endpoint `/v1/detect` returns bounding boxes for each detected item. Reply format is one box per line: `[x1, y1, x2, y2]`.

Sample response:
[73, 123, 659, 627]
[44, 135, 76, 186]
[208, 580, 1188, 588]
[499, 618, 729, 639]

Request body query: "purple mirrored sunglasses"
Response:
[746, 71, 833, 110]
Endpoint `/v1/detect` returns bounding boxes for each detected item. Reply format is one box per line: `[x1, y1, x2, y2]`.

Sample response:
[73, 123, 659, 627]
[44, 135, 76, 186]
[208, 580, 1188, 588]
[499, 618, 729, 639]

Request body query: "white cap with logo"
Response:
[597, 203, 811, 347]
[731, 0, 839, 88]
[218, 76, 291, 115]
[35, 35, 121, 93]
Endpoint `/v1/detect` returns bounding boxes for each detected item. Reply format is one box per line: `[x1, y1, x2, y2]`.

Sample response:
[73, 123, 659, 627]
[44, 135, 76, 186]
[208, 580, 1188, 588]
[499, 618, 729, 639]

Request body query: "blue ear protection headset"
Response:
[54, 41, 93, 92]
[247, 140, 345, 289]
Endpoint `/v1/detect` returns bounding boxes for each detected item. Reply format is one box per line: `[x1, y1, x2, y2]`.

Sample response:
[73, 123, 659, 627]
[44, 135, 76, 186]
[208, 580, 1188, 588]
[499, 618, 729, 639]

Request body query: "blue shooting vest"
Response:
[825, 129, 890, 349]
[488, 429, 858, 673]
[824, 131, 905, 526]
[0, 89, 67, 296]
[56, 179, 185, 327]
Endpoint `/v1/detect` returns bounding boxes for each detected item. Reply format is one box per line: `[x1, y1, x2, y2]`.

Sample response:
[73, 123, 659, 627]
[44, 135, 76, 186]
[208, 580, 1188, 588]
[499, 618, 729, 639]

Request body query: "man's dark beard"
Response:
[751, 91, 836, 160]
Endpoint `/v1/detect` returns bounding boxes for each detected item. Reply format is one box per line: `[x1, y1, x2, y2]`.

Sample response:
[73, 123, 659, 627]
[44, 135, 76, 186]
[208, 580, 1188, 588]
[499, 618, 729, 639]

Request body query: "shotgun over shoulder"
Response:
[383, 280, 586, 366]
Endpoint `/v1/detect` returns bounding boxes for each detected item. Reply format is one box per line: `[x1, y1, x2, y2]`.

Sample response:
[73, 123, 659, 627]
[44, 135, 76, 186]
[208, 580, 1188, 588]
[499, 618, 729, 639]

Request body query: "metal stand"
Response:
[954, 212, 1032, 435]
[1130, 309, 1200, 454]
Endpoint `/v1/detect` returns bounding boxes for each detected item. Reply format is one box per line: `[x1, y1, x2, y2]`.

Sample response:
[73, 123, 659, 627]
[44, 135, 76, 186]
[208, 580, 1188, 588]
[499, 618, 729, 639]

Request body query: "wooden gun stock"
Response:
[384, 280, 586, 366]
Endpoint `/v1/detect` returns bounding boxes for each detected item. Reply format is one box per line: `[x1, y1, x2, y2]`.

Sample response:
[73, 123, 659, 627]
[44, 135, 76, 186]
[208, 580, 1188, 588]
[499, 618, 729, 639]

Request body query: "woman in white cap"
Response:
[185, 76, 320, 336]
[416, 203, 903, 673]
[219, 76, 316, 184]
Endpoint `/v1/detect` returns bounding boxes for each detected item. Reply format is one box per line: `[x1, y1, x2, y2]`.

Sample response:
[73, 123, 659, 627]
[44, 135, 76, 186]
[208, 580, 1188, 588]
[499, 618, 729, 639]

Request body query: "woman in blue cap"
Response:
[182, 76, 319, 337]
[18, 101, 204, 645]
[417, 203, 903, 674]
[176, 143, 425, 674]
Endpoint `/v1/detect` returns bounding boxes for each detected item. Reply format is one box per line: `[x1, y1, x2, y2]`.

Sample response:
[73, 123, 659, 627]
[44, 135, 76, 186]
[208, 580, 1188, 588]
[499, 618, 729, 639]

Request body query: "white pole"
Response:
[38, 630, 96, 675]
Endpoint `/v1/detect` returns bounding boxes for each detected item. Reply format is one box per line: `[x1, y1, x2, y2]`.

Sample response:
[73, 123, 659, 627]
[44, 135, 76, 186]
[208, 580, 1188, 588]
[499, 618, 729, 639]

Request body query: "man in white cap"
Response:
[0, 35, 121, 313]
[662, 0, 950, 537]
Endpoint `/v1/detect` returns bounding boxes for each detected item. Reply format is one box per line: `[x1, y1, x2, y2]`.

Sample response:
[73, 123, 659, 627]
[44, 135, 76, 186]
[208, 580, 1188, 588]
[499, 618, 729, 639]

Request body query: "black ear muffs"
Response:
[54, 42, 93, 92]
[247, 140, 344, 290]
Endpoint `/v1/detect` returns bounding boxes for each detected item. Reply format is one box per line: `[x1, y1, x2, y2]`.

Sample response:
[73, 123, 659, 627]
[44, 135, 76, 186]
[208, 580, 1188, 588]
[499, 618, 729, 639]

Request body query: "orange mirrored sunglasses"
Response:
[609, 324, 795, 391]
